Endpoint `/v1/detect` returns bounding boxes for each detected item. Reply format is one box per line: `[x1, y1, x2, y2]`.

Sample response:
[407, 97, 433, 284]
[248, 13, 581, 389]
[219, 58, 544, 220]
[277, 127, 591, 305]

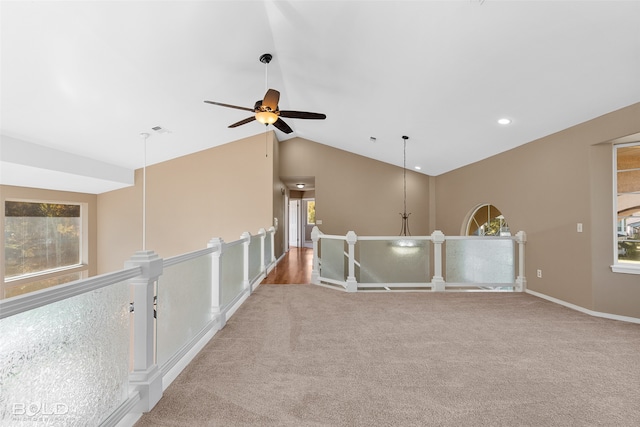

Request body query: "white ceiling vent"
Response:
[151, 126, 171, 134]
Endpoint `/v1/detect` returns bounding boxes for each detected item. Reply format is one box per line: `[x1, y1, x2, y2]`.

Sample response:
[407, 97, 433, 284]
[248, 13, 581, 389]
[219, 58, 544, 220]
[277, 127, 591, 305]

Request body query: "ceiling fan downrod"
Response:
[260, 53, 272, 91]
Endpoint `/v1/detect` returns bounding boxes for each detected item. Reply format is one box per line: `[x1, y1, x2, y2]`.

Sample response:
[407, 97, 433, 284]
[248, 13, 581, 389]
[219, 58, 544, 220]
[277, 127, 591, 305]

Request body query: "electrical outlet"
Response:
[537, 269, 542, 278]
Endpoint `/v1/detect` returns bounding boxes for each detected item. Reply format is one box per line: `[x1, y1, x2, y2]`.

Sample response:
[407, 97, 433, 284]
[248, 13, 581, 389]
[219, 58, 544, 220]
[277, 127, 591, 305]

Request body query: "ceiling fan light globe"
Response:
[255, 111, 278, 124]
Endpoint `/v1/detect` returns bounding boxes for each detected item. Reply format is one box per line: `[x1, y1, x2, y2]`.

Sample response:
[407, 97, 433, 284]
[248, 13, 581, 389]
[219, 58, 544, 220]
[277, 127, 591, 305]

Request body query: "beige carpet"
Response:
[135, 285, 640, 426]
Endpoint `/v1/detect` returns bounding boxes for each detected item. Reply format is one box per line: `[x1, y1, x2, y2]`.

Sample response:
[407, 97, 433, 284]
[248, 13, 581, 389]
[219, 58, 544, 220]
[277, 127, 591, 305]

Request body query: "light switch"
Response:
[577, 223, 583, 233]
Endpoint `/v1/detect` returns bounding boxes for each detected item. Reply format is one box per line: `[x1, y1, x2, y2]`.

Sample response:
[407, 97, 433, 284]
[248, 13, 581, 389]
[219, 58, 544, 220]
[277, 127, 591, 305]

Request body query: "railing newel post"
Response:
[515, 231, 527, 292]
[240, 232, 251, 294]
[126, 250, 164, 412]
[345, 231, 358, 292]
[431, 230, 446, 291]
[311, 226, 321, 285]
[258, 228, 267, 276]
[208, 237, 225, 328]
[268, 226, 276, 267]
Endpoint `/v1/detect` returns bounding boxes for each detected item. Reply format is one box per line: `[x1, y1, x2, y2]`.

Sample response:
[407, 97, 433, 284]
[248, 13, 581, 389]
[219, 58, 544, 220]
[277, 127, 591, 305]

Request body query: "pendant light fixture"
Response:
[399, 135, 411, 236]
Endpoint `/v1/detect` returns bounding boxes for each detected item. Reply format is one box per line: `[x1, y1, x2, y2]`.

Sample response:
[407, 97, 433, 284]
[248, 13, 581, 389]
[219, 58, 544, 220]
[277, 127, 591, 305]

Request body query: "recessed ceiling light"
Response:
[497, 118, 512, 125]
[370, 136, 377, 143]
[414, 166, 421, 170]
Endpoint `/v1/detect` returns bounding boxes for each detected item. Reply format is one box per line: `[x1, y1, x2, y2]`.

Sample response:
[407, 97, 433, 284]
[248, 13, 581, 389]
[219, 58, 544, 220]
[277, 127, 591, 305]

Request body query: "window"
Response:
[4, 201, 86, 297]
[466, 204, 510, 236]
[306, 200, 316, 225]
[613, 143, 640, 272]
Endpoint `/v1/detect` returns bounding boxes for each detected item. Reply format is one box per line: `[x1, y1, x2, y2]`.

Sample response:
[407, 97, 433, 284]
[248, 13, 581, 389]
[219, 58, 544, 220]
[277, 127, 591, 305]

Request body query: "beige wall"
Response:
[434, 103, 640, 318]
[0, 185, 98, 286]
[97, 133, 277, 274]
[279, 137, 432, 236]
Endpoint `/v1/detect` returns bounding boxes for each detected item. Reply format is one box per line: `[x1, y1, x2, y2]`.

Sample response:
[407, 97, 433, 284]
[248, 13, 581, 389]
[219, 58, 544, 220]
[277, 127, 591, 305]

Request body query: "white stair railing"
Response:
[0, 223, 278, 427]
[312, 227, 526, 292]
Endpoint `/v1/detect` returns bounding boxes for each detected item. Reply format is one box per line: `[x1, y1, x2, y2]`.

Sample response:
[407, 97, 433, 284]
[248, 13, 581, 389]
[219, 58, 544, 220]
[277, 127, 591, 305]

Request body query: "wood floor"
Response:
[261, 246, 313, 284]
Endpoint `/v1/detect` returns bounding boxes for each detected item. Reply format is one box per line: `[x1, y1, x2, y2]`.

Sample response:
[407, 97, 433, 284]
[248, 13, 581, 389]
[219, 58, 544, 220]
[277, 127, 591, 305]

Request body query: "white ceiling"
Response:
[1, 1, 639, 194]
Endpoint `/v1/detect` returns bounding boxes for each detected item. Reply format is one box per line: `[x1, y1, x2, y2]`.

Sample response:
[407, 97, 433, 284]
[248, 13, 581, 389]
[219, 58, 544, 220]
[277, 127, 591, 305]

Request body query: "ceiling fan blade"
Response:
[279, 110, 326, 120]
[272, 118, 293, 134]
[204, 100, 255, 112]
[262, 89, 280, 111]
[229, 116, 256, 128]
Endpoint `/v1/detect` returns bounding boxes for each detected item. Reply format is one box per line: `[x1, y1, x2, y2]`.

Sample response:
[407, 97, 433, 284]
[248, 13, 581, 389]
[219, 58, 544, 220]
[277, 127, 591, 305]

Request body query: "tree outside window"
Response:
[4, 201, 82, 279]
[615, 143, 640, 264]
[466, 204, 510, 236]
[306, 200, 316, 224]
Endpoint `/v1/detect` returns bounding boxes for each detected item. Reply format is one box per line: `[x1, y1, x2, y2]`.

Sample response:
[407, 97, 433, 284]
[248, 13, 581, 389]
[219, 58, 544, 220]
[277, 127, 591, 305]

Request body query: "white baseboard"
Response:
[526, 289, 640, 324]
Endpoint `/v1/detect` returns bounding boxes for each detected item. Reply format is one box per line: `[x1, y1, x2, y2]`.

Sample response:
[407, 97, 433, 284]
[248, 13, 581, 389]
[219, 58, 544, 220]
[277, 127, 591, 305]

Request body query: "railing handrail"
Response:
[445, 235, 516, 241]
[164, 246, 218, 268]
[319, 234, 515, 241]
[316, 233, 344, 240]
[0, 266, 142, 320]
[356, 235, 432, 241]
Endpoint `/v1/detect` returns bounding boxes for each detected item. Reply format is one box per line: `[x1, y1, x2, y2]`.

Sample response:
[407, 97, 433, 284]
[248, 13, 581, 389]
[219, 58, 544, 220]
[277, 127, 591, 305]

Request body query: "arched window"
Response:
[466, 204, 510, 236]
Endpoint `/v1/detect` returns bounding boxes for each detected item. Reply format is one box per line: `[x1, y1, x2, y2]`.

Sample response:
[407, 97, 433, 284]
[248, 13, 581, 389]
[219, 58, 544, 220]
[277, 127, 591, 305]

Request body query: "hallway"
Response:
[261, 246, 313, 284]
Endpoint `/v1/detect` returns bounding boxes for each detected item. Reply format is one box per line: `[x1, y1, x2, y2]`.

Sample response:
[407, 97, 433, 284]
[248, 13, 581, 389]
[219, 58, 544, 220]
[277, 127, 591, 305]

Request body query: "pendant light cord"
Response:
[264, 61, 268, 92]
[140, 132, 150, 251]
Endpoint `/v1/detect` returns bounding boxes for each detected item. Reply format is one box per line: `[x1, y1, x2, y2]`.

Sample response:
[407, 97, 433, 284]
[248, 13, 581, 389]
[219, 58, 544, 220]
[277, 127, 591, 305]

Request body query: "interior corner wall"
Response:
[271, 131, 285, 260]
[279, 137, 431, 236]
[97, 133, 273, 274]
[0, 185, 98, 278]
[434, 102, 640, 318]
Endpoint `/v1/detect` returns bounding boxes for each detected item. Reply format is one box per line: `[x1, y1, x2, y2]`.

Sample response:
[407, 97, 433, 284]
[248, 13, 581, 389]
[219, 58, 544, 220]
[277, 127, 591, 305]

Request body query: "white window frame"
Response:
[2, 199, 89, 297]
[611, 142, 640, 275]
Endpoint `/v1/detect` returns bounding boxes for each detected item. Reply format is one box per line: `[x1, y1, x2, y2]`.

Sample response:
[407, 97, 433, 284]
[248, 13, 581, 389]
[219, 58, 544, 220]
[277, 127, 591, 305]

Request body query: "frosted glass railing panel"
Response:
[264, 233, 272, 266]
[249, 235, 261, 282]
[360, 239, 429, 283]
[157, 254, 213, 368]
[0, 281, 129, 425]
[221, 243, 244, 306]
[446, 239, 515, 283]
[320, 238, 345, 282]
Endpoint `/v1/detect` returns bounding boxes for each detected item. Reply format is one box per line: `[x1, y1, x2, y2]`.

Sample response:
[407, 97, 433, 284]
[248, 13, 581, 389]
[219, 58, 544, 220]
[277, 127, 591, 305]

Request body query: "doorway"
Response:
[289, 200, 299, 247]
[288, 198, 315, 248]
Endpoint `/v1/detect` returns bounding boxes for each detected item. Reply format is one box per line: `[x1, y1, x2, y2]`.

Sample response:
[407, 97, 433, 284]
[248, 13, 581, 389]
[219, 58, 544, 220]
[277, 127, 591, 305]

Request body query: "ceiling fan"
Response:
[204, 53, 326, 134]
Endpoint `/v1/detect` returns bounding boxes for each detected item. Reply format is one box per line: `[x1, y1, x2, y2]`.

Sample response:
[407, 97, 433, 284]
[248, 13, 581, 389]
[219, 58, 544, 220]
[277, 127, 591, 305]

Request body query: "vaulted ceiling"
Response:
[1, 1, 639, 193]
